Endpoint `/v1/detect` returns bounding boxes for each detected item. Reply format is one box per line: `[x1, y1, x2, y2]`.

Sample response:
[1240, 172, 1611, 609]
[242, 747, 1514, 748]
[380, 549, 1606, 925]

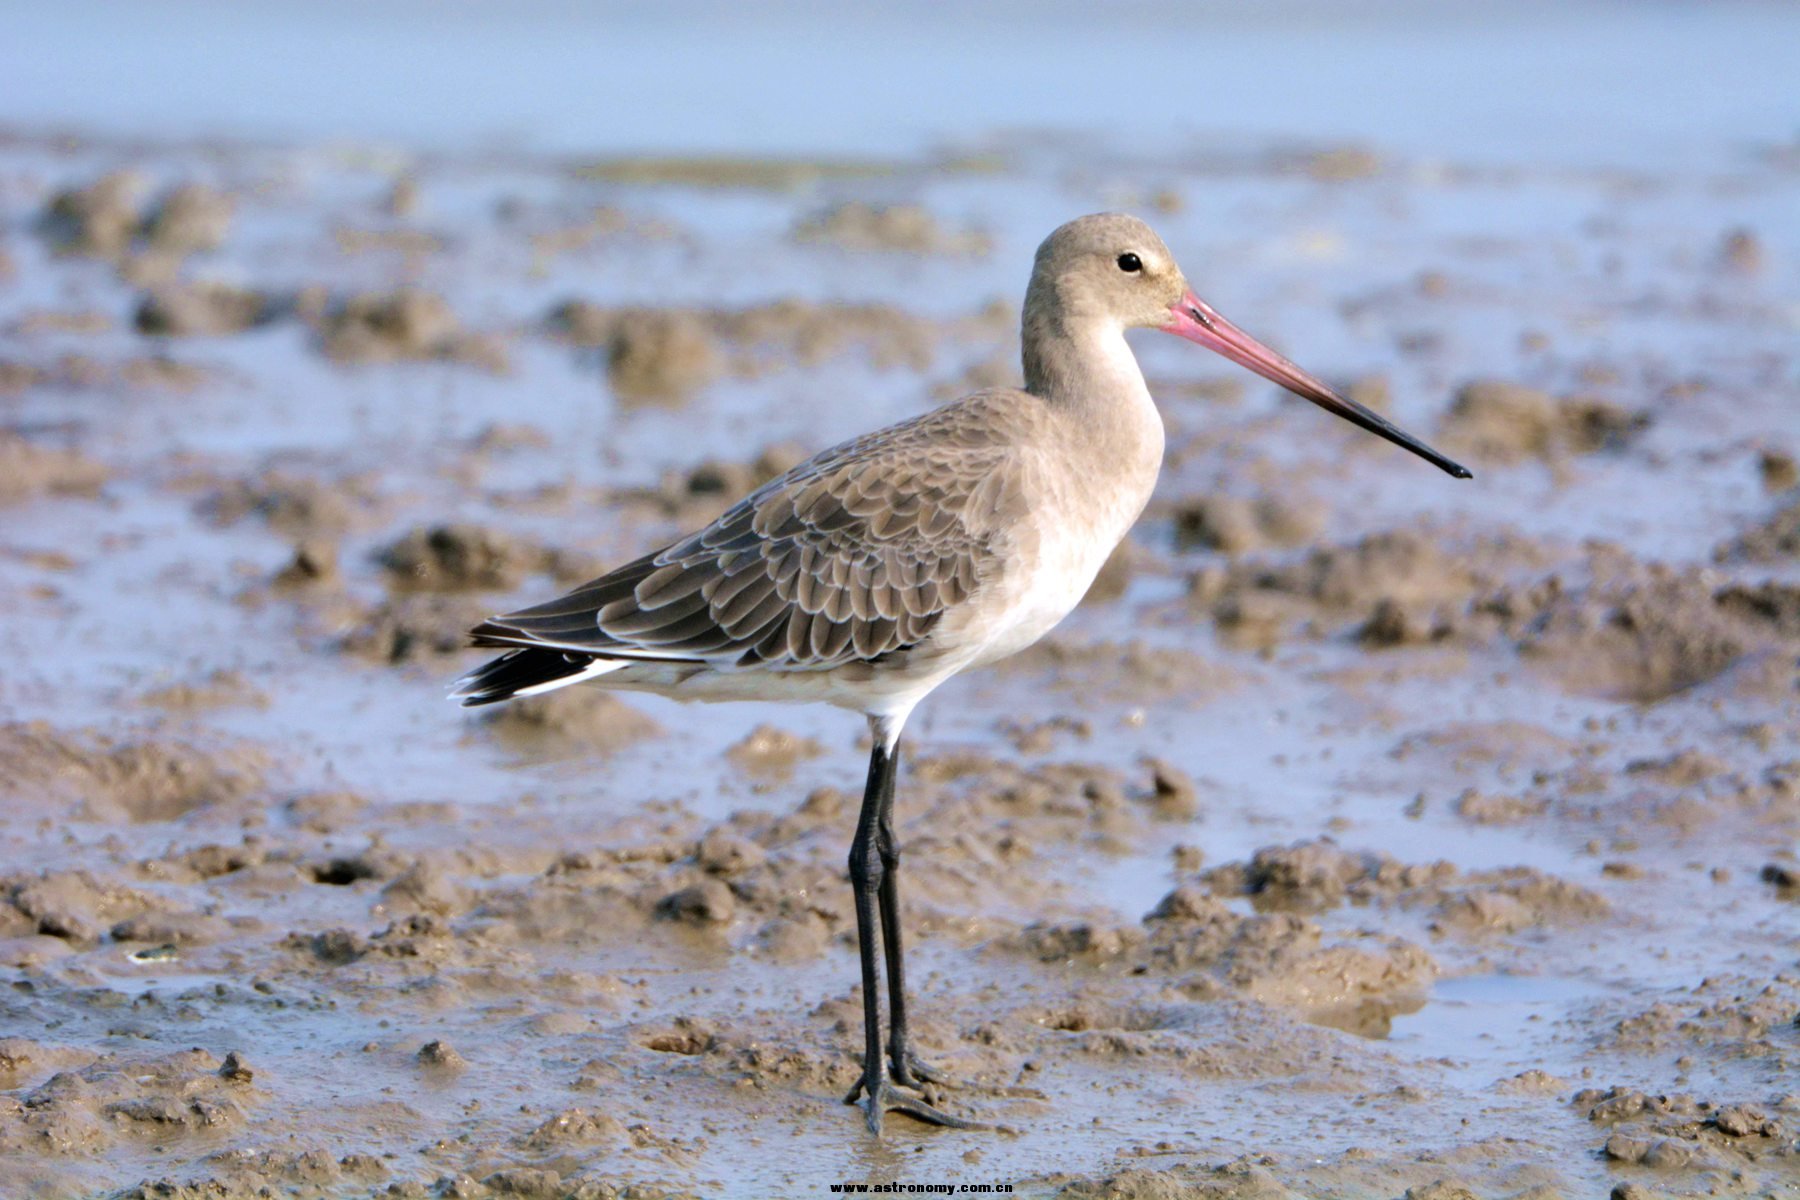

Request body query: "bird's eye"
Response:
[1117, 253, 1142, 273]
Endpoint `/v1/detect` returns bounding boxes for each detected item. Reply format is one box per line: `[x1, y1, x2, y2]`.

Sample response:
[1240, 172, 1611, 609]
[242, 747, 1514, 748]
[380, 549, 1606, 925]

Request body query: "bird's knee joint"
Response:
[847, 844, 884, 892]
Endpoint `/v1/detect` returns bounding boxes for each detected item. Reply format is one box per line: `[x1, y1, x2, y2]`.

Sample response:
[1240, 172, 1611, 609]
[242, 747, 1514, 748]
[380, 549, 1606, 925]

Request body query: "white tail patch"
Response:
[510, 657, 630, 698]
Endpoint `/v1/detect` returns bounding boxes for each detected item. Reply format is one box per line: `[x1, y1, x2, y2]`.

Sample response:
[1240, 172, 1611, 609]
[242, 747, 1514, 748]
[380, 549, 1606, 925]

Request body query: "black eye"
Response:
[1117, 253, 1142, 273]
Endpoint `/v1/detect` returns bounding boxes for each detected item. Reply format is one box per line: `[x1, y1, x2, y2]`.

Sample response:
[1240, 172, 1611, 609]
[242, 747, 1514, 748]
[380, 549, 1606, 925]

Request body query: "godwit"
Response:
[452, 213, 1469, 1134]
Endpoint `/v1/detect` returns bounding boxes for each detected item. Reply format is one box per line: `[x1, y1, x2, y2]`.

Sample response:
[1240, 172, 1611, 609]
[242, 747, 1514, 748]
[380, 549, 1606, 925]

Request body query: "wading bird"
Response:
[453, 213, 1469, 1134]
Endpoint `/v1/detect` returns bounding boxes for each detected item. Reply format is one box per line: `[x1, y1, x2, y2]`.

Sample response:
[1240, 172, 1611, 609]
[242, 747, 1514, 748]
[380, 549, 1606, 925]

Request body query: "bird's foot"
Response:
[844, 1075, 988, 1136]
[842, 1052, 956, 1103]
[891, 1052, 955, 1091]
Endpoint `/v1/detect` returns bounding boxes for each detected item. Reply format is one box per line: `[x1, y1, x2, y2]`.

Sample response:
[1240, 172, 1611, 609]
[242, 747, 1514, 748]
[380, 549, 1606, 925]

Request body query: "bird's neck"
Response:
[1020, 312, 1166, 513]
[1023, 311, 1160, 430]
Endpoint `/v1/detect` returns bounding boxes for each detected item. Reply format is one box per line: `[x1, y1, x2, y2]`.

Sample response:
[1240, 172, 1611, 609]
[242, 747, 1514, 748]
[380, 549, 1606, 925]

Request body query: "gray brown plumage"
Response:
[465, 394, 1030, 678]
[452, 213, 1468, 1134]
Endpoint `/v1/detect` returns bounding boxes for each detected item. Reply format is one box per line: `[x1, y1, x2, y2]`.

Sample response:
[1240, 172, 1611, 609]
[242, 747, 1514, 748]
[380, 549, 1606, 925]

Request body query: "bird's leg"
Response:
[874, 738, 952, 1092]
[842, 720, 981, 1134]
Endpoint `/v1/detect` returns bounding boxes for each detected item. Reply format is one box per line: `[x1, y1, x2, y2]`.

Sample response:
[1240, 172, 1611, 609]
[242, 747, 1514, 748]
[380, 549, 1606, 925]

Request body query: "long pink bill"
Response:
[1164, 291, 1472, 480]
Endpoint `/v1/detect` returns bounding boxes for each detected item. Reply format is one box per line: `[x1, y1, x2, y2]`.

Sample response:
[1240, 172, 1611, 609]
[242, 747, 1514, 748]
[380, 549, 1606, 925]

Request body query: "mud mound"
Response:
[40, 171, 145, 257]
[0, 721, 265, 823]
[200, 468, 369, 538]
[378, 523, 564, 592]
[1200, 843, 1607, 941]
[0, 431, 107, 503]
[793, 201, 989, 255]
[724, 724, 824, 780]
[481, 690, 665, 756]
[604, 309, 724, 403]
[1437, 379, 1650, 464]
[1137, 896, 1436, 1033]
[1511, 564, 1756, 702]
[1174, 494, 1324, 555]
[142, 183, 233, 255]
[316, 289, 507, 371]
[340, 593, 492, 664]
[1206, 527, 1492, 649]
[723, 299, 954, 370]
[135, 280, 272, 337]
[629, 441, 809, 524]
[0, 868, 171, 944]
[138, 669, 270, 713]
[1203, 839, 1453, 914]
[0, 1047, 257, 1159]
[1715, 496, 1800, 562]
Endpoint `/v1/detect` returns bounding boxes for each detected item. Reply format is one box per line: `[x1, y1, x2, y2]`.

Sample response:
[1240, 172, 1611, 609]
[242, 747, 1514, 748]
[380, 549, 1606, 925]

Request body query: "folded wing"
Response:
[470, 402, 1027, 672]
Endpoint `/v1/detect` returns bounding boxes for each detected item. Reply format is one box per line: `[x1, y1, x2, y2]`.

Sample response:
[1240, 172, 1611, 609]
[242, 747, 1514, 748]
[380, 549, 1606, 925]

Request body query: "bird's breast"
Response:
[959, 417, 1162, 671]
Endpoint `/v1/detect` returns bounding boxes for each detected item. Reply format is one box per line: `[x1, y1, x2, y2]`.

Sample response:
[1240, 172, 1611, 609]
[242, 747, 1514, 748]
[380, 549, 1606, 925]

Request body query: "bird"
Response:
[451, 212, 1470, 1135]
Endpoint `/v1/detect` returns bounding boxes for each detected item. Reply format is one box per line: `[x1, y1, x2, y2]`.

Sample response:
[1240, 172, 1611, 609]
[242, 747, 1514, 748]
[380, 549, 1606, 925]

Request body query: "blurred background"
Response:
[7, 0, 1799, 169]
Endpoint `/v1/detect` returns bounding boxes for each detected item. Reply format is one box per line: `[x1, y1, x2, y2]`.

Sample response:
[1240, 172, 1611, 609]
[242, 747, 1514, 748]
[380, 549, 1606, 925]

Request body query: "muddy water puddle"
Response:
[3, 62, 1800, 1200]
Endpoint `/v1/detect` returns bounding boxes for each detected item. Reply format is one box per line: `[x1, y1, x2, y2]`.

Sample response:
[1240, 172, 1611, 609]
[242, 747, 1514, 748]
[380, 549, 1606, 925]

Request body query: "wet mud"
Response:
[1, 115, 1798, 1200]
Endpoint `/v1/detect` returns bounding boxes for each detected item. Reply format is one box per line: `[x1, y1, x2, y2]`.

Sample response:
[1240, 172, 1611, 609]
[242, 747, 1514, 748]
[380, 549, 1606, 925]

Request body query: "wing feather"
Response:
[467, 392, 1031, 672]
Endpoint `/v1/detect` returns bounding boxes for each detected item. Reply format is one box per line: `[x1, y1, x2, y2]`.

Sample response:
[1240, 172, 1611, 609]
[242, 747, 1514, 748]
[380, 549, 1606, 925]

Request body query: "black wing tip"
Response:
[448, 645, 594, 707]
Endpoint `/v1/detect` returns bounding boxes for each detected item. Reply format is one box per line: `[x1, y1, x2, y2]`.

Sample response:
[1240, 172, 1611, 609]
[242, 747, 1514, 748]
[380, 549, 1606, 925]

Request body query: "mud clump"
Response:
[40, 171, 144, 257]
[316, 289, 507, 371]
[656, 878, 736, 925]
[1241, 530, 1475, 612]
[272, 538, 340, 589]
[725, 724, 824, 780]
[1715, 496, 1800, 562]
[378, 523, 575, 592]
[639, 441, 809, 523]
[0, 1048, 254, 1158]
[1429, 867, 1610, 936]
[201, 468, 367, 538]
[40, 175, 233, 264]
[603, 309, 724, 403]
[0, 721, 264, 824]
[551, 296, 964, 383]
[340, 593, 492, 664]
[1204, 840, 1455, 914]
[142, 183, 233, 255]
[1437, 379, 1649, 463]
[1209, 528, 1482, 649]
[138, 669, 270, 713]
[793, 201, 989, 255]
[1514, 564, 1754, 702]
[1, 868, 168, 944]
[1174, 493, 1323, 555]
[481, 690, 665, 757]
[417, 1039, 466, 1070]
[1757, 448, 1797, 492]
[0, 431, 108, 503]
[135, 280, 272, 336]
